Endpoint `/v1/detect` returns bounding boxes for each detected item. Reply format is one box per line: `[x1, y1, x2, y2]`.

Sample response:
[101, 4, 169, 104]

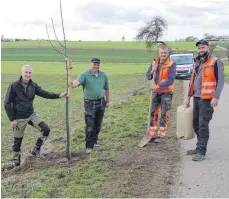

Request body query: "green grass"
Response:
[217, 42, 229, 48]
[224, 64, 229, 78]
[2, 41, 229, 63]
[1, 61, 156, 198]
[2, 40, 227, 196]
[1, 62, 149, 75]
[1, 48, 156, 63]
[1, 91, 151, 198]
[213, 51, 228, 59]
[2, 40, 228, 51]
[2, 41, 198, 50]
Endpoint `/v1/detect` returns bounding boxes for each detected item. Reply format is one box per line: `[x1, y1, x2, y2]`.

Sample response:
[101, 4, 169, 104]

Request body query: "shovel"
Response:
[138, 71, 158, 147]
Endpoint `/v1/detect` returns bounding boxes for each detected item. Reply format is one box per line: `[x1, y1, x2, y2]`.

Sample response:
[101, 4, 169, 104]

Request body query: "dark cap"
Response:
[196, 39, 209, 46]
[91, 58, 100, 64]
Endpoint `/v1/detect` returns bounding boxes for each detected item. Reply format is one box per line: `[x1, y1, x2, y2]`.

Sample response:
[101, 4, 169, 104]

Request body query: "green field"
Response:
[1, 41, 228, 198]
[218, 42, 229, 48]
[2, 41, 228, 63]
[2, 40, 229, 50]
[1, 47, 226, 62]
[1, 48, 156, 63]
[1, 62, 150, 162]
[1, 60, 153, 198]
[224, 64, 229, 78]
[1, 41, 197, 50]
[1, 60, 184, 198]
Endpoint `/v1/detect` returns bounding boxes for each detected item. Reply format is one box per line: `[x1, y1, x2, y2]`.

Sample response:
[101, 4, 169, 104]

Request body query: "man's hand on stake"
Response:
[71, 81, 76, 88]
[72, 80, 80, 88]
[59, 92, 68, 98]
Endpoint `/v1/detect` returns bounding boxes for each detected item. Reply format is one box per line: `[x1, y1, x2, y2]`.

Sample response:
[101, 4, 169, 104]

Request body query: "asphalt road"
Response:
[171, 80, 229, 198]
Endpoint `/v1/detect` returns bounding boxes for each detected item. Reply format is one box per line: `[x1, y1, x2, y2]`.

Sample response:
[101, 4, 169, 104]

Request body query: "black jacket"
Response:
[4, 77, 60, 121]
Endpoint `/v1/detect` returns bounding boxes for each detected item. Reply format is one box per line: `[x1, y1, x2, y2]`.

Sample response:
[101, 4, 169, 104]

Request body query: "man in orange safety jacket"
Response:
[146, 45, 176, 143]
[185, 39, 225, 161]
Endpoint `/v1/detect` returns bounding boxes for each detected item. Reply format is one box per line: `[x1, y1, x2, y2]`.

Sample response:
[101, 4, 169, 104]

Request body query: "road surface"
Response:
[171, 80, 229, 198]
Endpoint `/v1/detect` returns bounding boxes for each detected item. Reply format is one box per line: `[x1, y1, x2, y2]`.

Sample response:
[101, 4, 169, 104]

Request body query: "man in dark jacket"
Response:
[4, 65, 67, 167]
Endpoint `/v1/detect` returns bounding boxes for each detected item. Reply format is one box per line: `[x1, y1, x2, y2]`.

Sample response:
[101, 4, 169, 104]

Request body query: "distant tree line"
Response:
[1, 36, 70, 42]
[175, 34, 229, 42]
[1, 36, 33, 42]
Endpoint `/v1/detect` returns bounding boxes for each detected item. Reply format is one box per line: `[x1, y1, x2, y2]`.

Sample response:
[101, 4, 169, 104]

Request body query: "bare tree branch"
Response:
[51, 17, 66, 49]
[60, 0, 67, 56]
[135, 16, 168, 50]
[45, 24, 66, 56]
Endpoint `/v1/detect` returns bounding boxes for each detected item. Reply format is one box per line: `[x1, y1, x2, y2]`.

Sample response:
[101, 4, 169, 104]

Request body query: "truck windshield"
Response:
[170, 55, 193, 65]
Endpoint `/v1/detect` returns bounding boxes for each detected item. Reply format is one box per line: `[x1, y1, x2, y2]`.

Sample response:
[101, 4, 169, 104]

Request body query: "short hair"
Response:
[21, 65, 33, 73]
[159, 45, 169, 52]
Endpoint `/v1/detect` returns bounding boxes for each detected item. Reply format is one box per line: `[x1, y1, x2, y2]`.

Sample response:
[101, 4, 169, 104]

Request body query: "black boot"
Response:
[12, 137, 23, 166]
[2, 152, 21, 170]
[12, 151, 21, 166]
[31, 138, 43, 157]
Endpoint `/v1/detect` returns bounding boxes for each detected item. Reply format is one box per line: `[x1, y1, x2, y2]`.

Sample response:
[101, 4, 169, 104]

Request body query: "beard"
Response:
[198, 51, 208, 57]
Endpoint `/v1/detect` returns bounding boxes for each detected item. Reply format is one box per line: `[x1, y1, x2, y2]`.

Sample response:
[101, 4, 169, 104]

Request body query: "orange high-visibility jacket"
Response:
[152, 57, 174, 93]
[188, 57, 217, 99]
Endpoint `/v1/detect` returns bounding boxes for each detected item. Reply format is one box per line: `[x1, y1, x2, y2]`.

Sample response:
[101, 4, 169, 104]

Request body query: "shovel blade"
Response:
[138, 133, 152, 147]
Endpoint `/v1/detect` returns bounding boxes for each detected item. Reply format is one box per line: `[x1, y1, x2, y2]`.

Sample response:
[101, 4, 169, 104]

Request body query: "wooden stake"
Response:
[66, 56, 72, 160]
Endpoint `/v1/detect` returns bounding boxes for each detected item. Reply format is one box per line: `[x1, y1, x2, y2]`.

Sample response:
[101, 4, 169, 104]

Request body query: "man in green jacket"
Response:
[72, 58, 110, 154]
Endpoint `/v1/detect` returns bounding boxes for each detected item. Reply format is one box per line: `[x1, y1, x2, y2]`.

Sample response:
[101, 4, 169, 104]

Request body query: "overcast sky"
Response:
[1, 0, 228, 41]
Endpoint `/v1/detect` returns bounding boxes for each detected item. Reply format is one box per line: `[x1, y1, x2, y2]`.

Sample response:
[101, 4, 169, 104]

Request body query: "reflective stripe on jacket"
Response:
[153, 57, 174, 93]
[189, 57, 217, 99]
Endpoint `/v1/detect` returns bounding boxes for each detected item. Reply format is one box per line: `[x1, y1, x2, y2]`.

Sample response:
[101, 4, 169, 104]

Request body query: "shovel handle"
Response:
[152, 71, 156, 84]
[147, 71, 156, 129]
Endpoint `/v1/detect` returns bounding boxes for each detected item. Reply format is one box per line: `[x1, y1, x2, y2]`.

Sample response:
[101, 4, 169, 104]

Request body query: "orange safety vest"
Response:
[188, 57, 217, 99]
[152, 57, 174, 93]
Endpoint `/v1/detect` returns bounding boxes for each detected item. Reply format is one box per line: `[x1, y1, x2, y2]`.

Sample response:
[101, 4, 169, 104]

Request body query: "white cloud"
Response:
[0, 0, 228, 41]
